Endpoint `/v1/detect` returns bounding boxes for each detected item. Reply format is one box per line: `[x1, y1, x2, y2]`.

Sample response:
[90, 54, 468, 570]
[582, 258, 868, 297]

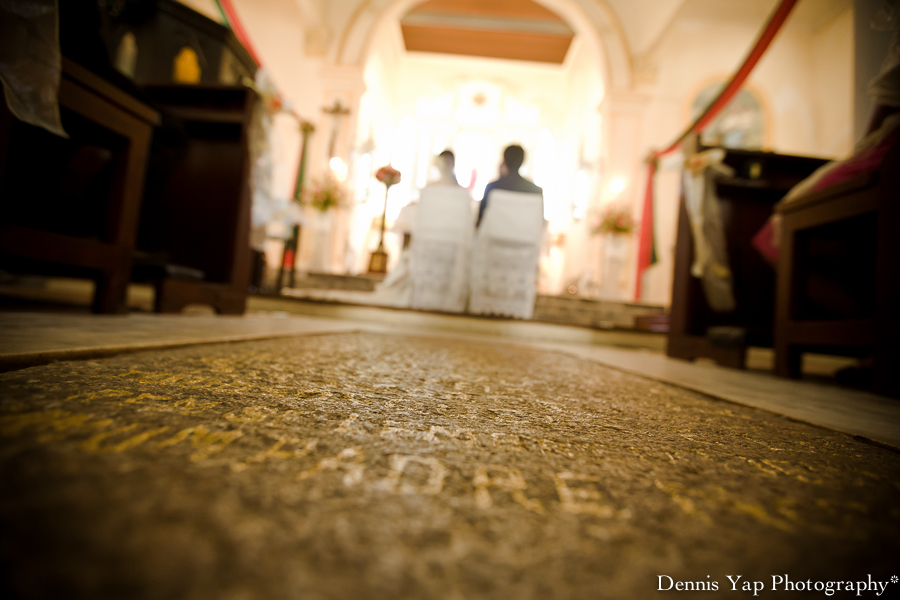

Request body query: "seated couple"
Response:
[375, 146, 545, 319]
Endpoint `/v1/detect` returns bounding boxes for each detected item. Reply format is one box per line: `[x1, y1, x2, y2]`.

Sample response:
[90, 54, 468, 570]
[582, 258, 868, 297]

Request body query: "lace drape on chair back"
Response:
[470, 190, 544, 319]
[409, 185, 473, 312]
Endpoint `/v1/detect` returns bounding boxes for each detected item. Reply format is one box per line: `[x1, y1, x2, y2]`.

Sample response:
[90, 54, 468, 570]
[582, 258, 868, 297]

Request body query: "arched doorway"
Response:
[337, 0, 627, 295]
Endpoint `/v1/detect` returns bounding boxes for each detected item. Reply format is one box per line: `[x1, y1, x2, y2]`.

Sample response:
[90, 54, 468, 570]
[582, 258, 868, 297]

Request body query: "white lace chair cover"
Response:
[408, 185, 473, 313]
[469, 190, 544, 319]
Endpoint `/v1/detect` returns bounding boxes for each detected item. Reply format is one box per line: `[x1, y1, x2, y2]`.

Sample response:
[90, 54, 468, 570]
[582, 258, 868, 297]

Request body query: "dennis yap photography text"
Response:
[657, 574, 897, 596]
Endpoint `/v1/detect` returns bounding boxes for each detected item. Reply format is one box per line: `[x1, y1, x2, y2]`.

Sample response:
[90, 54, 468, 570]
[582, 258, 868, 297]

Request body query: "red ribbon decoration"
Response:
[215, 0, 262, 67]
[634, 157, 657, 301]
[634, 0, 799, 301]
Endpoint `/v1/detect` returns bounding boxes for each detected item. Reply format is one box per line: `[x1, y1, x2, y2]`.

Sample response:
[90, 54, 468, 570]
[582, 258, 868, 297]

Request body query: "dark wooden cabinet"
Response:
[105, 0, 257, 86]
[137, 85, 257, 314]
[1, 3, 257, 315]
[667, 148, 829, 368]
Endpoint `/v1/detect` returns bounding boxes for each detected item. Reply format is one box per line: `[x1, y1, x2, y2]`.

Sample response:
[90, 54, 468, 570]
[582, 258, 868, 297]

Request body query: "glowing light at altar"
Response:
[533, 128, 559, 221]
[453, 130, 497, 201]
[609, 177, 626, 194]
[454, 81, 502, 129]
[329, 156, 348, 181]
[389, 115, 417, 220]
[504, 98, 540, 127]
[573, 169, 589, 220]
[354, 152, 372, 201]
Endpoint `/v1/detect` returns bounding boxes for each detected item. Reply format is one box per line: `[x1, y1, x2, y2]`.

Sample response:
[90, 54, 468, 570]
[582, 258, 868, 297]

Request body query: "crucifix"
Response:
[322, 99, 351, 158]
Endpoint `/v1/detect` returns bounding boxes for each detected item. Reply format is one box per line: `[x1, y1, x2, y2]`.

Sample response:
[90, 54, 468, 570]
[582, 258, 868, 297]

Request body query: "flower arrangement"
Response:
[593, 204, 635, 236]
[375, 165, 401, 187]
[302, 174, 350, 212]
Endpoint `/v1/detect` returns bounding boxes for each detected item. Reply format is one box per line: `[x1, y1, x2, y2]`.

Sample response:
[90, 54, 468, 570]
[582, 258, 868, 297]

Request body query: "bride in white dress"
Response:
[373, 151, 473, 312]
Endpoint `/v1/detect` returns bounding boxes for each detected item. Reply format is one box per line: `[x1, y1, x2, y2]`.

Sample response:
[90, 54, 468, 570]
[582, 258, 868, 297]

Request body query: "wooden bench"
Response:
[774, 138, 900, 397]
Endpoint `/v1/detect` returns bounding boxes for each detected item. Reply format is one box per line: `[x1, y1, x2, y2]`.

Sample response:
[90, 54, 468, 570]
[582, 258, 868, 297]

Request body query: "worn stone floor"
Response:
[1, 333, 898, 599]
[1, 299, 897, 448]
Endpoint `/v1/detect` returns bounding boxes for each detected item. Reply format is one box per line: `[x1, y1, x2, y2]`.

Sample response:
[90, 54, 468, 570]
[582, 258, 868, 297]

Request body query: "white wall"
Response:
[343, 18, 406, 273]
[556, 38, 606, 295]
[811, 7, 855, 157]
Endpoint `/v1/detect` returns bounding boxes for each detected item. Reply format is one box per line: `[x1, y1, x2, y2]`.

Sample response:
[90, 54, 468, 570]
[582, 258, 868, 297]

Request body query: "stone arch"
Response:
[333, 0, 633, 92]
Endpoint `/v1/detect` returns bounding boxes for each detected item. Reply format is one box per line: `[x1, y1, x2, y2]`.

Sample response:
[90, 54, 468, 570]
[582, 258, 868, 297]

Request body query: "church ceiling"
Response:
[399, 0, 575, 64]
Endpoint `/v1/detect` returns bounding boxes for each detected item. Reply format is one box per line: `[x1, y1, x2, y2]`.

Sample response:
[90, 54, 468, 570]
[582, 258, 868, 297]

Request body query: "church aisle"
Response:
[1, 332, 897, 599]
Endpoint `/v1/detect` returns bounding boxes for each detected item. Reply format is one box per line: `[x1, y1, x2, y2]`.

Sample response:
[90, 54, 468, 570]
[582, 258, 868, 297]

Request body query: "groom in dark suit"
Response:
[477, 145, 543, 228]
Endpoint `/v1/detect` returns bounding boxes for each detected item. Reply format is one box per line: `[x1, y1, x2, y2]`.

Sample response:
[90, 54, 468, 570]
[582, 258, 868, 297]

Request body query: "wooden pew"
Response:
[0, 59, 159, 314]
[774, 137, 900, 397]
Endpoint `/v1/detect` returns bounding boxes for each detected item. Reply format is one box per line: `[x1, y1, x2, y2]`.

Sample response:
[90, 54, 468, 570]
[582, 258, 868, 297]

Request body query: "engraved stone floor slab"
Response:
[1, 333, 897, 599]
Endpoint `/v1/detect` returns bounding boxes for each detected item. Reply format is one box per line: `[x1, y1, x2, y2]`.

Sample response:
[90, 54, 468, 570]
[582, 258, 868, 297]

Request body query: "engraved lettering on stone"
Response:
[473, 466, 544, 514]
[250, 437, 317, 464]
[555, 472, 615, 517]
[490, 432, 522, 449]
[225, 406, 281, 424]
[157, 425, 243, 462]
[297, 447, 365, 487]
[64, 389, 131, 403]
[335, 413, 361, 433]
[379, 454, 447, 495]
[0, 410, 113, 441]
[82, 424, 171, 454]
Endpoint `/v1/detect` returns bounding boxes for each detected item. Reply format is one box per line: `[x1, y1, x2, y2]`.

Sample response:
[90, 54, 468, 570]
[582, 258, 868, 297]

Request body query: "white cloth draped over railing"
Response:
[682, 148, 736, 313]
